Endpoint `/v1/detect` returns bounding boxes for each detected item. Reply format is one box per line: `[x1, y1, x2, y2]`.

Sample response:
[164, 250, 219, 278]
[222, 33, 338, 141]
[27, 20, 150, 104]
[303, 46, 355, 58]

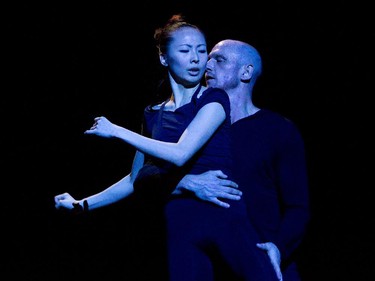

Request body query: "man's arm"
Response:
[174, 170, 242, 208]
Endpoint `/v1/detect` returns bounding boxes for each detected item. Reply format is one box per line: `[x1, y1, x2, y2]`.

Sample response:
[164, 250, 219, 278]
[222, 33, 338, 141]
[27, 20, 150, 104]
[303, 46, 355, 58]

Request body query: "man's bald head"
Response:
[212, 39, 262, 82]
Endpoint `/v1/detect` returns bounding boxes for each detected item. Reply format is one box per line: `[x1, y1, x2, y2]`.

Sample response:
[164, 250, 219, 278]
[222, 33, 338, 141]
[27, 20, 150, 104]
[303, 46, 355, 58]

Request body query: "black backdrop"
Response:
[5, 1, 373, 280]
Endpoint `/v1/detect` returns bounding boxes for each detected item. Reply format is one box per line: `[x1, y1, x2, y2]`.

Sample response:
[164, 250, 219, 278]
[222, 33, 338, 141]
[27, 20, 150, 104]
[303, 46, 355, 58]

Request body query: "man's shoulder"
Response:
[254, 109, 303, 143]
[261, 109, 297, 127]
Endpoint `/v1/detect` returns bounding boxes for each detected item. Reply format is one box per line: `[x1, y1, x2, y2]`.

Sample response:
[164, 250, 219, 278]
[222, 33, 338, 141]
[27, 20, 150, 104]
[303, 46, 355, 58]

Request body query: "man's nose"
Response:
[206, 59, 213, 70]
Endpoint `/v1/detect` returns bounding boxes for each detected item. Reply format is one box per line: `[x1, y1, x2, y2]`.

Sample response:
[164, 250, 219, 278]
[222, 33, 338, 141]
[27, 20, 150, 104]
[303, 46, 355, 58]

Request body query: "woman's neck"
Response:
[169, 83, 202, 109]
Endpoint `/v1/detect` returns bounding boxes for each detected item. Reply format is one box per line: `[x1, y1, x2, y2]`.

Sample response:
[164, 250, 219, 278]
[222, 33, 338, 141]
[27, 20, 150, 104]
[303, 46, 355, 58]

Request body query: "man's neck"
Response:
[229, 95, 259, 124]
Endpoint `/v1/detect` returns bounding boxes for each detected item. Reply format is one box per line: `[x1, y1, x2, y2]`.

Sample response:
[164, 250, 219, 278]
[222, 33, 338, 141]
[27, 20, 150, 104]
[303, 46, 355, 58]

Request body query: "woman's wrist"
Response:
[72, 200, 89, 213]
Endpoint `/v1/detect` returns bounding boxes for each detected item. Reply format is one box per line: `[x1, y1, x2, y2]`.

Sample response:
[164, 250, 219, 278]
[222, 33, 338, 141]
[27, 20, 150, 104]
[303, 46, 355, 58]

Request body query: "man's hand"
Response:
[257, 242, 283, 281]
[176, 170, 242, 208]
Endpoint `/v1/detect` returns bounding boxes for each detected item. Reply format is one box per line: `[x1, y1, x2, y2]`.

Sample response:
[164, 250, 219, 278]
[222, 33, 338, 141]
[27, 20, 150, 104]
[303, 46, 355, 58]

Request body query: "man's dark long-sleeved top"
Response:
[231, 109, 310, 262]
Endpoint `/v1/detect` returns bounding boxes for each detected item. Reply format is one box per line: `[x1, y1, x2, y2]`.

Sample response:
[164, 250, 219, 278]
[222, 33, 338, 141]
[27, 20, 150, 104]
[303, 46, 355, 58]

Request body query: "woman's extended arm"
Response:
[54, 150, 145, 211]
[84, 102, 226, 167]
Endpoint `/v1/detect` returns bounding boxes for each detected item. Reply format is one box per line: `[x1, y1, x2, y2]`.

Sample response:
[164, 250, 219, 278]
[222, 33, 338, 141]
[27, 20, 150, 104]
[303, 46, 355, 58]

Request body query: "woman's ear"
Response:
[159, 54, 168, 66]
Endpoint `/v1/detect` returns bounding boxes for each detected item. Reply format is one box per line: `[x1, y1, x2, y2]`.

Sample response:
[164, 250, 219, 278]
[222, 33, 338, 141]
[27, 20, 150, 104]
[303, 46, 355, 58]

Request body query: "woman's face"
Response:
[162, 27, 207, 87]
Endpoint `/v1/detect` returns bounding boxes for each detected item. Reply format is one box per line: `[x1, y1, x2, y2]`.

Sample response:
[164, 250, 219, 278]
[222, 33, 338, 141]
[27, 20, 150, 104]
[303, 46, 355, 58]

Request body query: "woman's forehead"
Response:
[171, 27, 206, 45]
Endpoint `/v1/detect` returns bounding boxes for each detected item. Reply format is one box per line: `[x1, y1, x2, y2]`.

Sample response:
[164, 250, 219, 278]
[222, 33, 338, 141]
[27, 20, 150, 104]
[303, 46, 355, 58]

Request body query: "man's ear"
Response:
[241, 64, 254, 81]
[159, 54, 168, 66]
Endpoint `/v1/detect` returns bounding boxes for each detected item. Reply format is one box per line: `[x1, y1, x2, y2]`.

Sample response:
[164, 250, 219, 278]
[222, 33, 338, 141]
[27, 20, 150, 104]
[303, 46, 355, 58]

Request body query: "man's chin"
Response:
[206, 80, 215, 87]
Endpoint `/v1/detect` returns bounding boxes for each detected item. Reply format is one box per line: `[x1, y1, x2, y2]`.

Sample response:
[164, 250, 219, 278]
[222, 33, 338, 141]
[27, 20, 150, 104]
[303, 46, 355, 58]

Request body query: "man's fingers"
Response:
[256, 243, 268, 250]
[257, 243, 282, 281]
[217, 192, 241, 201]
[269, 259, 283, 281]
[208, 187, 242, 201]
[211, 198, 230, 208]
[210, 170, 228, 178]
[218, 179, 239, 188]
[219, 185, 242, 196]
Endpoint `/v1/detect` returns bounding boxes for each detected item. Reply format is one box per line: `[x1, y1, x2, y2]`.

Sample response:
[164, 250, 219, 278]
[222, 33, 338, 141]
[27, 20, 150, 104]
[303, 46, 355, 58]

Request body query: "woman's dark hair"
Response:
[154, 14, 204, 55]
[151, 14, 205, 105]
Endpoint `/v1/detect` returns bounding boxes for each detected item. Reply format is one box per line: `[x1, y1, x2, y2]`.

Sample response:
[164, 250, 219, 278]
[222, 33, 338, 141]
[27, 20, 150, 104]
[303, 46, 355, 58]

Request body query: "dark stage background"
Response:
[5, 2, 373, 280]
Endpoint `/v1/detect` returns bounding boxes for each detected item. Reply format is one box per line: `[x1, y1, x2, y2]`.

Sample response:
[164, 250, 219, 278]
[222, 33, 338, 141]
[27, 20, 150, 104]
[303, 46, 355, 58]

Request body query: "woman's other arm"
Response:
[54, 150, 144, 211]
